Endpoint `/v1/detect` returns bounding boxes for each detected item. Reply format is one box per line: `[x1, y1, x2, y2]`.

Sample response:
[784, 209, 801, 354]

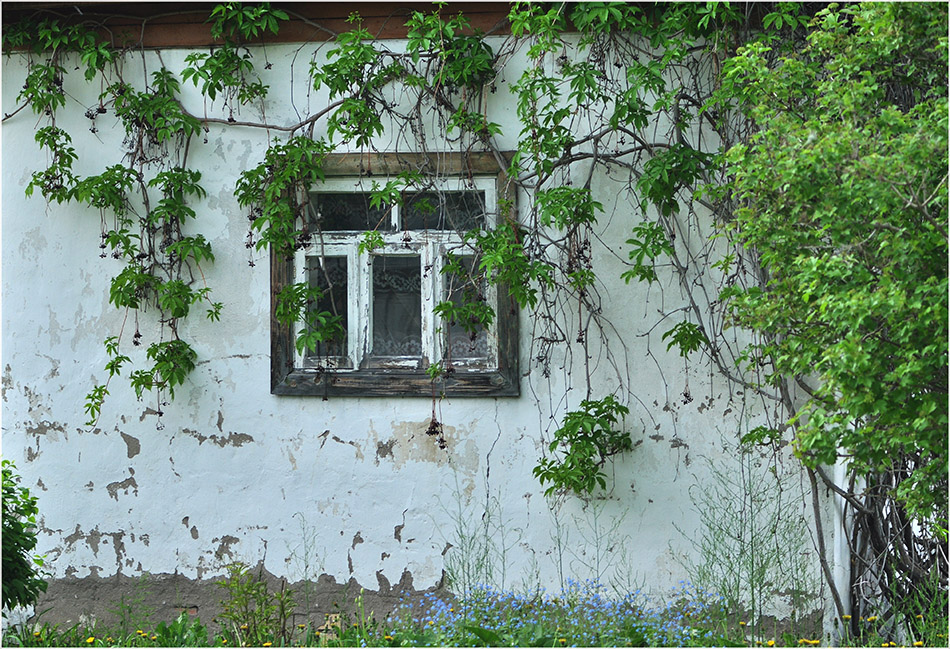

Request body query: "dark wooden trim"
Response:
[273, 366, 519, 398]
[270, 242, 296, 394]
[271, 150, 520, 398]
[2, 3, 514, 49]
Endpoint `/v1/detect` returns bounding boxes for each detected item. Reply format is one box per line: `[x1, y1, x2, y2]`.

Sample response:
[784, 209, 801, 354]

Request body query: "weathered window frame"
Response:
[271, 152, 519, 397]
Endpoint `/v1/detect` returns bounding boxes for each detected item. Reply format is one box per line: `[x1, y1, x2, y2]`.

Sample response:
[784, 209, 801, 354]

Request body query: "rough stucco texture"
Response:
[1, 39, 811, 627]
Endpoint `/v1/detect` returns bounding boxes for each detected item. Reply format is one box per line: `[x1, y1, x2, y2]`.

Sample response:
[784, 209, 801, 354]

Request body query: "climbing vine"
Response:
[3, 1, 946, 631]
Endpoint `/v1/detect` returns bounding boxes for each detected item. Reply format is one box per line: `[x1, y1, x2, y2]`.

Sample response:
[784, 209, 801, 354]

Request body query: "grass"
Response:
[3, 578, 946, 647]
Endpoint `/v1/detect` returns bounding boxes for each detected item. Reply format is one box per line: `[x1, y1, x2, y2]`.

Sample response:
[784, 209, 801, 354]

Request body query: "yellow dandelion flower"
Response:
[86, 637, 96, 644]
[150, 636, 157, 641]
[384, 635, 394, 641]
[916, 615, 924, 620]
[240, 624, 249, 630]
[106, 638, 113, 643]
[867, 616, 879, 622]
[914, 642, 924, 646]
[314, 632, 321, 638]
[263, 643, 272, 647]
[33, 631, 41, 637]
[842, 615, 852, 621]
[559, 639, 567, 646]
[740, 621, 747, 627]
[298, 623, 306, 629]
[880, 644, 888, 647]
[767, 641, 776, 647]
[799, 640, 808, 645]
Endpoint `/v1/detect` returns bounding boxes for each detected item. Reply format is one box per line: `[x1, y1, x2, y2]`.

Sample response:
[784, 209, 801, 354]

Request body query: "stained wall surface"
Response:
[1, 35, 822, 627]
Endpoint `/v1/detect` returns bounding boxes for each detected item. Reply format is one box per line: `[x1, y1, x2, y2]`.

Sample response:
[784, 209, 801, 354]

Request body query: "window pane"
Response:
[308, 193, 389, 231]
[445, 257, 490, 359]
[403, 191, 485, 231]
[373, 256, 422, 357]
[307, 256, 348, 358]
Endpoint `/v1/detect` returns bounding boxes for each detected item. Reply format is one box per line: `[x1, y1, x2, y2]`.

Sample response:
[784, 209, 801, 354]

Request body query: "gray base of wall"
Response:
[25, 567, 446, 633]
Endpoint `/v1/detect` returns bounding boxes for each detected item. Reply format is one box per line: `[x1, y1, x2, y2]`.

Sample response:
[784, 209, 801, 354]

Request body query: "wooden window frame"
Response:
[271, 152, 519, 397]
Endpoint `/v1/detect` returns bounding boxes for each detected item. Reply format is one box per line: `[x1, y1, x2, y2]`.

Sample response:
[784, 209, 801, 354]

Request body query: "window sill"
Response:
[271, 365, 519, 397]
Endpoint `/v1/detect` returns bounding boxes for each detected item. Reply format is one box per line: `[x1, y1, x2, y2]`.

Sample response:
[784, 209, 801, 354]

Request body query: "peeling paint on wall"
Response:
[180, 428, 254, 448]
[105, 470, 138, 500]
[0, 40, 829, 632]
[120, 432, 141, 459]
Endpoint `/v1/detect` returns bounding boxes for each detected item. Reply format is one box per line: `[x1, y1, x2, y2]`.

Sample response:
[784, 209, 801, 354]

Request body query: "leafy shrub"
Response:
[2, 460, 48, 611]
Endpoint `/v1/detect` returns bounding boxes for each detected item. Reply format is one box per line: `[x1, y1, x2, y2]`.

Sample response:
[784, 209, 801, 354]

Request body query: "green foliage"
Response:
[310, 15, 403, 147]
[357, 230, 385, 255]
[147, 168, 207, 225]
[128, 340, 198, 400]
[405, 7, 495, 90]
[569, 2, 640, 35]
[511, 67, 573, 178]
[435, 254, 495, 335]
[106, 70, 202, 144]
[108, 267, 157, 310]
[622, 220, 674, 284]
[25, 126, 77, 203]
[182, 45, 264, 105]
[72, 165, 138, 216]
[678, 443, 821, 641]
[720, 1, 949, 521]
[151, 613, 210, 646]
[662, 320, 709, 358]
[536, 186, 602, 230]
[470, 223, 554, 310]
[7, 20, 112, 112]
[310, 16, 382, 99]
[637, 144, 714, 217]
[2, 461, 48, 611]
[18, 60, 66, 114]
[182, 2, 286, 105]
[273, 282, 344, 355]
[105, 573, 157, 637]
[215, 562, 296, 647]
[1, 577, 756, 646]
[235, 136, 330, 254]
[208, 2, 288, 42]
[508, 2, 567, 58]
[533, 395, 632, 497]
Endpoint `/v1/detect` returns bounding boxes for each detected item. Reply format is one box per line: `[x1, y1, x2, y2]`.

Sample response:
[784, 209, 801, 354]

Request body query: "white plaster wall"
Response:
[1, 38, 819, 609]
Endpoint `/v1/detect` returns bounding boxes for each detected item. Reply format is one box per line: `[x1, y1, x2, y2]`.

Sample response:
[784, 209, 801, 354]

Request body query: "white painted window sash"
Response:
[295, 176, 498, 372]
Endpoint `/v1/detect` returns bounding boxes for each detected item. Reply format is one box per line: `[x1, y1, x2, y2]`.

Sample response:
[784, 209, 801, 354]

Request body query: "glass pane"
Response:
[445, 257, 490, 359]
[373, 256, 422, 356]
[403, 191, 485, 231]
[306, 256, 347, 358]
[308, 193, 389, 231]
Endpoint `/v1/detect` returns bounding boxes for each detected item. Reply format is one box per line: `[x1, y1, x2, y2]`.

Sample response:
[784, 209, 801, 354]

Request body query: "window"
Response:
[271, 153, 519, 397]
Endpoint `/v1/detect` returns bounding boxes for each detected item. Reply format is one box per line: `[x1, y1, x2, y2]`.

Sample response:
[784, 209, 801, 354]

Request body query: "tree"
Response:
[719, 2, 948, 628]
